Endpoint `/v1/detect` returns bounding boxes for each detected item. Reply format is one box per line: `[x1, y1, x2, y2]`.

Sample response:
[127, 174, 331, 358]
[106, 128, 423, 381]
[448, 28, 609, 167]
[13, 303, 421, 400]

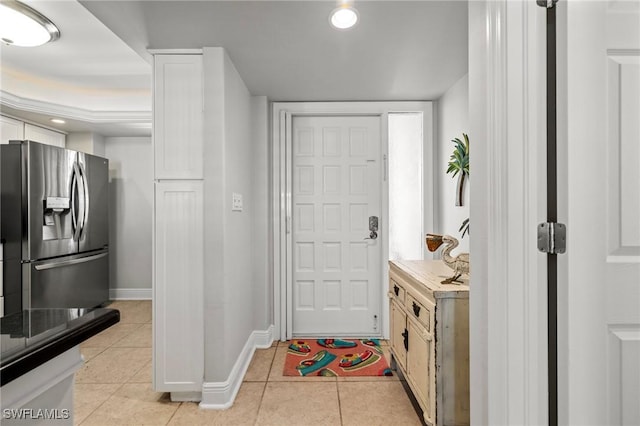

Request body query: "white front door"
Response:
[291, 115, 382, 336]
[560, 2, 640, 424]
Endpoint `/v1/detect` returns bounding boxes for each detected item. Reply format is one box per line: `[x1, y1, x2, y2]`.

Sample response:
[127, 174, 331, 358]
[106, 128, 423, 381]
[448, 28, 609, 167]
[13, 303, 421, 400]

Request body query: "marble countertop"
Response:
[0, 308, 119, 386]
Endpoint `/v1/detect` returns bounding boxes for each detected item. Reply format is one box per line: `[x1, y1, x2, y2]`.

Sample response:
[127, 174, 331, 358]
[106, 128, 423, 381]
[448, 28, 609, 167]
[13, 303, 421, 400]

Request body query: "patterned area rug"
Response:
[283, 339, 393, 377]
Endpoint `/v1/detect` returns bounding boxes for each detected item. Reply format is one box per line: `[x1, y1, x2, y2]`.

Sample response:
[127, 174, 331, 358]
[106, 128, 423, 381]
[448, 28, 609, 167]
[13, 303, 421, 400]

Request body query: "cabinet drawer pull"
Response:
[394, 285, 399, 296]
[412, 302, 421, 317]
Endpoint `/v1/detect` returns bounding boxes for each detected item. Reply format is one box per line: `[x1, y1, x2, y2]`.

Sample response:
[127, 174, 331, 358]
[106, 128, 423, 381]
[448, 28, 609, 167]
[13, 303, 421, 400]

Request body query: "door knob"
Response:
[364, 230, 378, 240]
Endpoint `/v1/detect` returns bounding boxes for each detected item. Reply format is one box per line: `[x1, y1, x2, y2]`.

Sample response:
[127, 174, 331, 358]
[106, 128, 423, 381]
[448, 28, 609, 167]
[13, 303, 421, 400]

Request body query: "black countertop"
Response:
[0, 308, 120, 386]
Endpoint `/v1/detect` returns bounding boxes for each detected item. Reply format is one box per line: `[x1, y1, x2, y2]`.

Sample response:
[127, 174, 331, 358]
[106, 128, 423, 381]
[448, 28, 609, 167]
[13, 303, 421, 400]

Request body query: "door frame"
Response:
[272, 101, 434, 341]
[469, 1, 548, 424]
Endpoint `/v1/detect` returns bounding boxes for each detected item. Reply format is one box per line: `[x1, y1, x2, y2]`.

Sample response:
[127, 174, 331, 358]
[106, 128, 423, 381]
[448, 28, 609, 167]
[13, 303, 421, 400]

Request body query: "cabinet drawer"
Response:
[389, 279, 405, 303]
[406, 293, 431, 332]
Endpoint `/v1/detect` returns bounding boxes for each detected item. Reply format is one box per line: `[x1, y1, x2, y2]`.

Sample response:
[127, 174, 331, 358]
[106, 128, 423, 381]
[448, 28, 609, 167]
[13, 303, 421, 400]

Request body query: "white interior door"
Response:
[560, 2, 640, 424]
[291, 115, 382, 336]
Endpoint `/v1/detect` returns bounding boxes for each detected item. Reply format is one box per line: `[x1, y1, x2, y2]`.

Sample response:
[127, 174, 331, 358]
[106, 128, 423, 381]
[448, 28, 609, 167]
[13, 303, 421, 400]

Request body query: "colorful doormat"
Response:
[283, 339, 393, 377]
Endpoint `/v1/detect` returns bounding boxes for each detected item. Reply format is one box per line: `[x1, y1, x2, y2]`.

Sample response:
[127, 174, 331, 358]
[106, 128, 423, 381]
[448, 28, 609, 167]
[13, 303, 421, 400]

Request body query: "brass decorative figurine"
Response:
[425, 234, 470, 284]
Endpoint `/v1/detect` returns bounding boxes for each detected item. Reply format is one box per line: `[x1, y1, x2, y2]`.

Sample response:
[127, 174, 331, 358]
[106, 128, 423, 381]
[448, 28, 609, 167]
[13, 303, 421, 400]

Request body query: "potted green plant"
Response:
[446, 133, 469, 206]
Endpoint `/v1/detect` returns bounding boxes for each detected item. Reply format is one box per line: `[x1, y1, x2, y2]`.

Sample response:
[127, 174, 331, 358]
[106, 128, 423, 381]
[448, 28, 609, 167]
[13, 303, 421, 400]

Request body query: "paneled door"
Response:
[560, 2, 640, 424]
[292, 115, 382, 336]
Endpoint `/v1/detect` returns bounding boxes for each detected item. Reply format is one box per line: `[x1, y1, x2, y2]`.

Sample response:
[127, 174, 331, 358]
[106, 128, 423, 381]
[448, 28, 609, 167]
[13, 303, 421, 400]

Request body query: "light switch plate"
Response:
[232, 193, 243, 211]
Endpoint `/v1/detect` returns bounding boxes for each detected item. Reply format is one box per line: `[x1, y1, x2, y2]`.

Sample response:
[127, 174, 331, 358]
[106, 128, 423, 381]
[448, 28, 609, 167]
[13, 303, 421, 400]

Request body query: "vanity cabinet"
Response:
[388, 260, 469, 426]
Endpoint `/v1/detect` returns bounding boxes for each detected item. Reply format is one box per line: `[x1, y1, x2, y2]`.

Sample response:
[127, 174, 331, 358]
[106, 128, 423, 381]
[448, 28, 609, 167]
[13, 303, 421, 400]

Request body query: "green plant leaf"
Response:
[459, 217, 470, 239]
[446, 133, 470, 179]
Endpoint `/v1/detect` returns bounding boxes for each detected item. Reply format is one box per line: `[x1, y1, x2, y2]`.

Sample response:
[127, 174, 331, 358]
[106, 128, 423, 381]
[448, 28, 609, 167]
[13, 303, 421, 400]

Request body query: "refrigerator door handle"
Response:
[78, 162, 89, 237]
[34, 252, 108, 271]
[71, 162, 80, 239]
[72, 162, 87, 240]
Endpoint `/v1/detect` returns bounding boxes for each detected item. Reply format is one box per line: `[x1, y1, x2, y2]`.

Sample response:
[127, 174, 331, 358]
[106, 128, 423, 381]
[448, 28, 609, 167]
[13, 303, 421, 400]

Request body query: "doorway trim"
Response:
[469, 1, 548, 424]
[272, 101, 433, 341]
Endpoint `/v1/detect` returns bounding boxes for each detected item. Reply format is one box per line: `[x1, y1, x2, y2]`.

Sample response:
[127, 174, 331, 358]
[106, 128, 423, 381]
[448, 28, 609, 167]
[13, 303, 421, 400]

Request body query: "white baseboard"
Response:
[199, 325, 274, 410]
[109, 288, 152, 300]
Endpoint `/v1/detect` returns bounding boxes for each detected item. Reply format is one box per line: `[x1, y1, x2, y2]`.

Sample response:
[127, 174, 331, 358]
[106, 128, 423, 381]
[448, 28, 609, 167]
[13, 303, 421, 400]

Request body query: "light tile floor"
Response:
[75, 300, 422, 425]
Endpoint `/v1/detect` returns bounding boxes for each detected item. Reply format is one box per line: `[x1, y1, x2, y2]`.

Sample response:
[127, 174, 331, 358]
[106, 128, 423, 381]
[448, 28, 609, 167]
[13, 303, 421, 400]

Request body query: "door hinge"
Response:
[537, 222, 566, 254]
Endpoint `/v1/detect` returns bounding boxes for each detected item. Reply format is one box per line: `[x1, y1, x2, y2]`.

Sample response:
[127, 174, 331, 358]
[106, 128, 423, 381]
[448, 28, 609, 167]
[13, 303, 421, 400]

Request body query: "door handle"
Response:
[71, 163, 79, 239]
[34, 252, 108, 271]
[402, 328, 409, 351]
[364, 231, 378, 240]
[77, 162, 89, 238]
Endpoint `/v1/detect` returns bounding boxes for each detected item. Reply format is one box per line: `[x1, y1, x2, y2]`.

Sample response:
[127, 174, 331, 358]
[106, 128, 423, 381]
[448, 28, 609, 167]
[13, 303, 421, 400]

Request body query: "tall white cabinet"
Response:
[152, 53, 204, 395]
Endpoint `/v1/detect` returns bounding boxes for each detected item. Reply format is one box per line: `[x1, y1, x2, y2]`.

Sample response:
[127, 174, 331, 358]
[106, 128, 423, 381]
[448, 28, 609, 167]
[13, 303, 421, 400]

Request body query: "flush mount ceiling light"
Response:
[50, 118, 65, 124]
[329, 5, 359, 30]
[0, 0, 60, 47]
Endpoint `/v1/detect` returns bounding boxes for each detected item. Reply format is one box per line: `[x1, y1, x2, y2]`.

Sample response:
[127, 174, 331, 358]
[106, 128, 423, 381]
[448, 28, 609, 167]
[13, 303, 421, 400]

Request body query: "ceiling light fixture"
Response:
[329, 5, 359, 30]
[0, 0, 60, 47]
[50, 118, 65, 124]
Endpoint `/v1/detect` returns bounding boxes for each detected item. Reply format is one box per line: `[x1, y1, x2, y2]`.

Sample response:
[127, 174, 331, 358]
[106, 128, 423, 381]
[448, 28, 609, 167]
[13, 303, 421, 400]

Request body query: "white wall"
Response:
[104, 137, 153, 294]
[222, 51, 255, 378]
[251, 96, 271, 329]
[435, 74, 470, 254]
[202, 47, 270, 382]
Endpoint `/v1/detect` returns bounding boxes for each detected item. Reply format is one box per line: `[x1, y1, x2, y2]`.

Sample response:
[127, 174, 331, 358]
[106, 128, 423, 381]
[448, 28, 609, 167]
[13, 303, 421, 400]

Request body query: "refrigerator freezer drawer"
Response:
[24, 250, 109, 310]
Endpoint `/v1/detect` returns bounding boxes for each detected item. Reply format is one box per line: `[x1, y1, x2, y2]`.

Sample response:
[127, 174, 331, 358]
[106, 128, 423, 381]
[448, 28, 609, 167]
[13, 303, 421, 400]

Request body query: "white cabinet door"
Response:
[390, 299, 407, 370]
[24, 123, 65, 148]
[406, 317, 432, 423]
[154, 55, 203, 179]
[154, 180, 204, 392]
[1, 115, 24, 144]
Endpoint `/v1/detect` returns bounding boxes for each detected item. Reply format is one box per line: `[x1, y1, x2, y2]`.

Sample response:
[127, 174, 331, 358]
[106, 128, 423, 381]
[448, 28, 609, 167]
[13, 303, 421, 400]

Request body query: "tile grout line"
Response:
[336, 380, 344, 426]
[266, 345, 278, 382]
[76, 382, 125, 426]
[76, 306, 152, 424]
[164, 401, 182, 426]
[253, 381, 268, 426]
[252, 344, 277, 424]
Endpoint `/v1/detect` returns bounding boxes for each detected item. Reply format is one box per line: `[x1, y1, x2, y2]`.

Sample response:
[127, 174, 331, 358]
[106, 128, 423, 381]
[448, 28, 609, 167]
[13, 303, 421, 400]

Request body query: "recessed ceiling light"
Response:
[330, 6, 359, 30]
[0, 0, 60, 47]
[50, 118, 65, 124]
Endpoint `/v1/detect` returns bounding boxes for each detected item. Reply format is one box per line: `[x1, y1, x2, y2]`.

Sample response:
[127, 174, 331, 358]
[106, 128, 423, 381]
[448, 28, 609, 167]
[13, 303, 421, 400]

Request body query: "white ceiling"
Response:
[0, 0, 468, 136]
[0, 0, 152, 135]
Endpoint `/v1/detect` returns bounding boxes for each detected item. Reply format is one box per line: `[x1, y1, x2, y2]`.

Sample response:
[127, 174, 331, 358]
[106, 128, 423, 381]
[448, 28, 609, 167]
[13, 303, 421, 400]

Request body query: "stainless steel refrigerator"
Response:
[1, 140, 109, 315]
